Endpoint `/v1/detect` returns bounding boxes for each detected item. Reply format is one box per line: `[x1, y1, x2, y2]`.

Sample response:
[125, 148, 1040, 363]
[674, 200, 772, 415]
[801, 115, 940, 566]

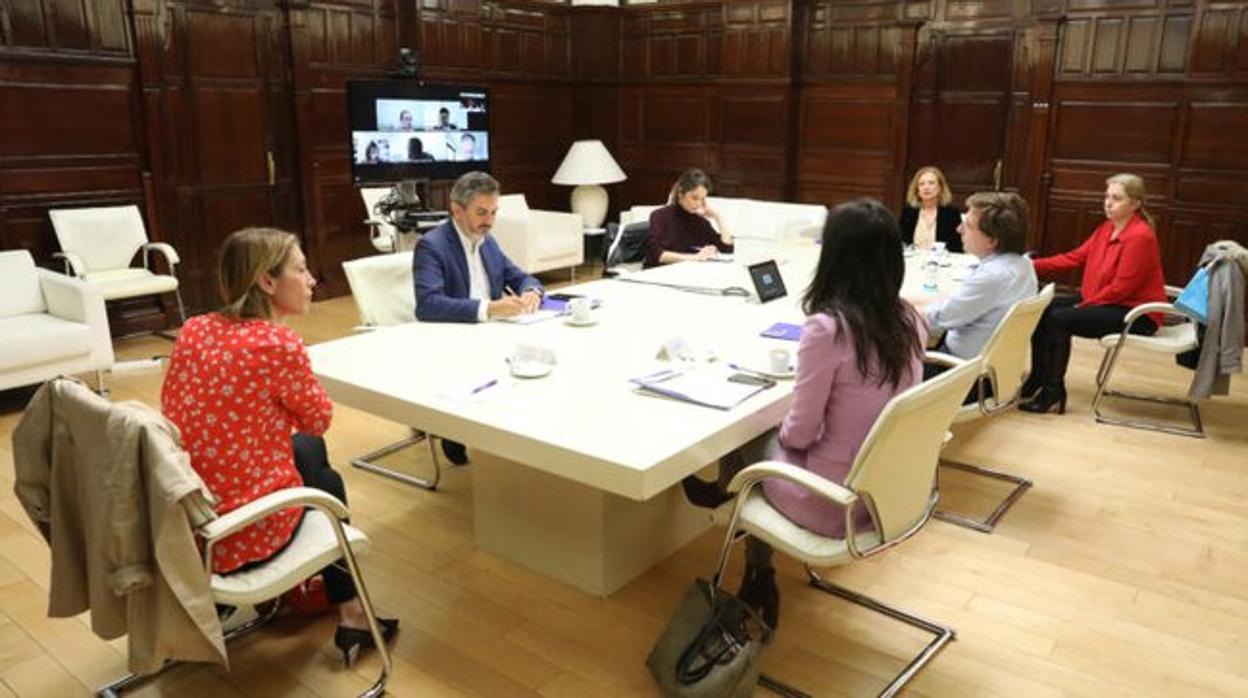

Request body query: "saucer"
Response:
[509, 360, 553, 378]
[564, 316, 598, 327]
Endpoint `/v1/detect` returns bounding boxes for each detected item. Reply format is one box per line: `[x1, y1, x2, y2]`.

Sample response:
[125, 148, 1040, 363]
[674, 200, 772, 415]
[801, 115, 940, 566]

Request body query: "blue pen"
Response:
[470, 378, 498, 395]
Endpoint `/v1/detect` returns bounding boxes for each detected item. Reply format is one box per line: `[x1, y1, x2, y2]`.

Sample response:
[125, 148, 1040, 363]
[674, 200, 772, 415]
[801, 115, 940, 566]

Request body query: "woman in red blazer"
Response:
[1021, 173, 1166, 413]
[162, 227, 397, 665]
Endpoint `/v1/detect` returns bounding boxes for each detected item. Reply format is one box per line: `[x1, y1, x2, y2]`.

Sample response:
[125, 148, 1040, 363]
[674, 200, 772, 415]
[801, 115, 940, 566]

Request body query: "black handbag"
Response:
[646, 578, 772, 697]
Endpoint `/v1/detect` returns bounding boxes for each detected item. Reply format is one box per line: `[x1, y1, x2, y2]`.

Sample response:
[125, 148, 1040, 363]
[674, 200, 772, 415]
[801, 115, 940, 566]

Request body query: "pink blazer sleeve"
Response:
[778, 315, 842, 451]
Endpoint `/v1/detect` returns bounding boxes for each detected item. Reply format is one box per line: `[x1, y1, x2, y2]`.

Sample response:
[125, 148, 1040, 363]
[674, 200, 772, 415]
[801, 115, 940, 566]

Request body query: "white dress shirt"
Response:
[925, 252, 1038, 359]
[453, 221, 491, 322]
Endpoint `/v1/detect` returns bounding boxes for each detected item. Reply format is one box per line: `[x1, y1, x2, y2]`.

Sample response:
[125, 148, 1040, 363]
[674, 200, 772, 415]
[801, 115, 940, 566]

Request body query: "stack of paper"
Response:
[631, 367, 772, 410]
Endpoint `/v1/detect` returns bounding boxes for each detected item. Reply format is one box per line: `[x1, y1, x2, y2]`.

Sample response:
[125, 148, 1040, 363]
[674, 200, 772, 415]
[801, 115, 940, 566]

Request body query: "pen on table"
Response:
[469, 378, 498, 395]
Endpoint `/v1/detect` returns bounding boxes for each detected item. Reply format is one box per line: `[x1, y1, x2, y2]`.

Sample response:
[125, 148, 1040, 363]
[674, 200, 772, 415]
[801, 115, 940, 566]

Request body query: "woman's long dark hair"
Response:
[802, 198, 922, 389]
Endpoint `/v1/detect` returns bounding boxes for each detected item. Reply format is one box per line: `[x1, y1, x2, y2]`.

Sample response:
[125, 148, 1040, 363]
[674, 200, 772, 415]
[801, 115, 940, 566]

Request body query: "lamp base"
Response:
[570, 184, 608, 229]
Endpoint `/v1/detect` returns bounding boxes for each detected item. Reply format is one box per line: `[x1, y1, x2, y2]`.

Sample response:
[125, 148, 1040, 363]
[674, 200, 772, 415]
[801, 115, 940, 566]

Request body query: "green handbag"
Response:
[646, 578, 772, 697]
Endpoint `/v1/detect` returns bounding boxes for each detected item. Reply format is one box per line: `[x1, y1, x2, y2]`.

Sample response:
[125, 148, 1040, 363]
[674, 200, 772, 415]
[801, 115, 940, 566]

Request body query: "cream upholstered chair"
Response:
[101, 487, 390, 697]
[923, 283, 1055, 532]
[48, 205, 186, 326]
[1091, 284, 1203, 437]
[21, 380, 392, 698]
[492, 193, 584, 277]
[0, 250, 114, 393]
[341, 254, 446, 490]
[711, 358, 983, 697]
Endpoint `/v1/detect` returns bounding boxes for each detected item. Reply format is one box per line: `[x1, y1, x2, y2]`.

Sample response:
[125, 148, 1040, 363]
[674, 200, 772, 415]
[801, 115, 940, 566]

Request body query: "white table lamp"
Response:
[551, 140, 626, 228]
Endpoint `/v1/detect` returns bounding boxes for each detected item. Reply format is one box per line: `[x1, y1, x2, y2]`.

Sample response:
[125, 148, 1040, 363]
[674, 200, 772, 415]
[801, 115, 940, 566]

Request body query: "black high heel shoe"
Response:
[1018, 386, 1066, 414]
[334, 617, 400, 667]
[1019, 374, 1043, 401]
[736, 565, 780, 632]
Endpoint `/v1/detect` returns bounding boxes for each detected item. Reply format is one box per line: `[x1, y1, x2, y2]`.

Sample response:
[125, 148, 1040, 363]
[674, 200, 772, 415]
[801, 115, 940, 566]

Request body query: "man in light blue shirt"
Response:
[910, 191, 1038, 361]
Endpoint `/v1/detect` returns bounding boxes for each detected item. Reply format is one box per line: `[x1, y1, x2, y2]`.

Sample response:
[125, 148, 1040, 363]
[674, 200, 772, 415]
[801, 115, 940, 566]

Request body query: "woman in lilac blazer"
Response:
[692, 199, 927, 630]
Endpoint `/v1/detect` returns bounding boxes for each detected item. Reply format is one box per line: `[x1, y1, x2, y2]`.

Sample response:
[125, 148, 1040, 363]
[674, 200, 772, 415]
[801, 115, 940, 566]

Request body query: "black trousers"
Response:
[227, 434, 357, 606]
[921, 340, 994, 405]
[1029, 294, 1156, 389]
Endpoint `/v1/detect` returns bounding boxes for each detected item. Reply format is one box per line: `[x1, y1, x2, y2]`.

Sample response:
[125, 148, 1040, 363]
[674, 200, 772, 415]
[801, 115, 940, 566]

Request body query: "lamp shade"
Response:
[551, 140, 627, 185]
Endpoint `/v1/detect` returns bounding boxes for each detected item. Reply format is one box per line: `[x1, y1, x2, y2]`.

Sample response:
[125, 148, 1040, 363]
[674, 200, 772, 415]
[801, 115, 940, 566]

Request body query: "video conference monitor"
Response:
[347, 80, 490, 183]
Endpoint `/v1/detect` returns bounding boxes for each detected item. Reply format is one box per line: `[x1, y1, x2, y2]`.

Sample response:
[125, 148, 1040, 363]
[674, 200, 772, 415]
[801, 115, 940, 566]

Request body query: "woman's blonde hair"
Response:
[218, 227, 300, 320]
[1106, 173, 1154, 229]
[905, 166, 952, 208]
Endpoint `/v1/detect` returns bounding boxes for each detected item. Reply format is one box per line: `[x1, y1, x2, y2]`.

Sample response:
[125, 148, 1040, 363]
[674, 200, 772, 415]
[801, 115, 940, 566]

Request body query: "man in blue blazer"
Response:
[413, 171, 543, 323]
[412, 171, 543, 464]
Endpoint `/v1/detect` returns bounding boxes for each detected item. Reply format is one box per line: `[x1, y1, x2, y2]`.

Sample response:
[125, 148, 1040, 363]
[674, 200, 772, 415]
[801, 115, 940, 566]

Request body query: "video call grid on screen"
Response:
[347, 80, 490, 183]
[353, 131, 490, 165]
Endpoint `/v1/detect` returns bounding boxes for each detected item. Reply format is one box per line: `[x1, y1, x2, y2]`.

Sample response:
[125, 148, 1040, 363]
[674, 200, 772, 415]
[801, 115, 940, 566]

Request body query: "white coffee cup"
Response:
[933, 241, 948, 258]
[768, 347, 792, 374]
[568, 297, 592, 323]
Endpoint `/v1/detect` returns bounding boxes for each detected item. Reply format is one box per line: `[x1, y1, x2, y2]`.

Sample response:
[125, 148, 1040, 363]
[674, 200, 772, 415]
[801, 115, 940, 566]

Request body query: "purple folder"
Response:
[760, 322, 801, 341]
[540, 296, 602, 313]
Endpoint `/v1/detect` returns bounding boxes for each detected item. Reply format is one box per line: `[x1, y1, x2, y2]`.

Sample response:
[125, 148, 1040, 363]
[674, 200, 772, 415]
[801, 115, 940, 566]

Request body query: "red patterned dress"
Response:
[162, 313, 333, 573]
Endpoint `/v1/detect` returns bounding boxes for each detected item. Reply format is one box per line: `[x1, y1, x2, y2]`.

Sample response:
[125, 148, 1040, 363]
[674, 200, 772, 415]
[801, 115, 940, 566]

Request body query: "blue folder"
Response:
[760, 322, 801, 341]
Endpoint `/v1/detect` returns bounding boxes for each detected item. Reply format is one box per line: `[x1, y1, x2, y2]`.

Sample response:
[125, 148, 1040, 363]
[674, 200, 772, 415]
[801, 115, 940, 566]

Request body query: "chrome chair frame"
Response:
[922, 284, 1054, 533]
[712, 475, 954, 698]
[351, 427, 445, 491]
[924, 358, 1033, 533]
[97, 489, 392, 697]
[1091, 286, 1204, 438]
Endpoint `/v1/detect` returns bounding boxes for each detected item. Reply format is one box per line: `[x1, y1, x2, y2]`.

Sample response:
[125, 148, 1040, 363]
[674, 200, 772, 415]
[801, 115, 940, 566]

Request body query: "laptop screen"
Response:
[747, 260, 787, 303]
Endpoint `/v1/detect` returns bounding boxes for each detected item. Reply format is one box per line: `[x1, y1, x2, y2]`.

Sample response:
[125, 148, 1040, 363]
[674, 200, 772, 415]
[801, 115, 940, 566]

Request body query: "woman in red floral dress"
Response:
[162, 227, 396, 664]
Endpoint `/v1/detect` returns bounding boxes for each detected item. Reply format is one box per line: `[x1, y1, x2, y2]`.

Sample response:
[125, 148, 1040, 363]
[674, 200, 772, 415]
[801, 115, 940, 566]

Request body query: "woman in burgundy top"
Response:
[1021, 173, 1167, 414]
[162, 227, 396, 665]
[642, 168, 734, 268]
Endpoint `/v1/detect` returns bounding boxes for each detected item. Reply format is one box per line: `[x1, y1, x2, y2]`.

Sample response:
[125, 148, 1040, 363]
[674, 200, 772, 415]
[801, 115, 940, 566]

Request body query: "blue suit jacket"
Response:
[413, 220, 542, 323]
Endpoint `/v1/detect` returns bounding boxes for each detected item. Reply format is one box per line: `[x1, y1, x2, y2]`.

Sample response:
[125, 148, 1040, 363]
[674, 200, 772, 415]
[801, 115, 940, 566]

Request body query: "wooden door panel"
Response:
[908, 30, 1015, 200]
[155, 0, 300, 311]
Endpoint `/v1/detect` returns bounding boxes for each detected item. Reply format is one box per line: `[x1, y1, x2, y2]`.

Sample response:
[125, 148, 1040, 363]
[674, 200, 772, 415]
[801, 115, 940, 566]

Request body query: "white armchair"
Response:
[924, 284, 1055, 532]
[491, 194, 584, 276]
[341, 253, 447, 490]
[47, 204, 187, 325]
[709, 358, 983, 696]
[0, 250, 114, 393]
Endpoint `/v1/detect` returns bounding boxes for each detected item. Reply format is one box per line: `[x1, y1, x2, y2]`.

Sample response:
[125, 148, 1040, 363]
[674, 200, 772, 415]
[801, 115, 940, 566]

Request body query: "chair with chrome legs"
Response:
[342, 253, 447, 489]
[48, 204, 188, 334]
[711, 358, 982, 698]
[1091, 285, 1204, 437]
[923, 283, 1055, 532]
[14, 379, 391, 698]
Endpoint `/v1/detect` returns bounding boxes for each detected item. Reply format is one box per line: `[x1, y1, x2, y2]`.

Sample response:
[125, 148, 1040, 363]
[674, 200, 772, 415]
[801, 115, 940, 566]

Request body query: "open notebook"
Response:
[631, 367, 773, 410]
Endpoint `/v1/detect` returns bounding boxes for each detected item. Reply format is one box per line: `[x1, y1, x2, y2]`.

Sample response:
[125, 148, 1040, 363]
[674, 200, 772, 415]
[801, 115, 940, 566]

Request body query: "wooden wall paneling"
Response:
[795, 83, 898, 206]
[717, 86, 789, 199]
[570, 7, 620, 81]
[288, 0, 397, 300]
[488, 81, 574, 211]
[1190, 4, 1238, 74]
[1050, 97, 1178, 163]
[1058, 3, 1194, 77]
[906, 25, 1016, 203]
[132, 0, 304, 312]
[1021, 17, 1059, 247]
[721, 0, 790, 78]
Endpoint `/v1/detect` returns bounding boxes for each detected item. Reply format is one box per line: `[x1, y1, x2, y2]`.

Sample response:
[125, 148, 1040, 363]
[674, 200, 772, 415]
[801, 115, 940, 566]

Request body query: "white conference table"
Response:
[309, 239, 970, 595]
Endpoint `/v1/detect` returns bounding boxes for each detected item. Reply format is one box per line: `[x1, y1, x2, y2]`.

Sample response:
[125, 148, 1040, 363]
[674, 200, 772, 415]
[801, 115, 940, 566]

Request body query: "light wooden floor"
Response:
[2, 278, 1247, 697]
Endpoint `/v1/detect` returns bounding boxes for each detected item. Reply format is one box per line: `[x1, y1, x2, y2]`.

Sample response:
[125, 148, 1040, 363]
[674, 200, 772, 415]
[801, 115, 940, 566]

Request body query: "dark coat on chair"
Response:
[412, 220, 541, 323]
